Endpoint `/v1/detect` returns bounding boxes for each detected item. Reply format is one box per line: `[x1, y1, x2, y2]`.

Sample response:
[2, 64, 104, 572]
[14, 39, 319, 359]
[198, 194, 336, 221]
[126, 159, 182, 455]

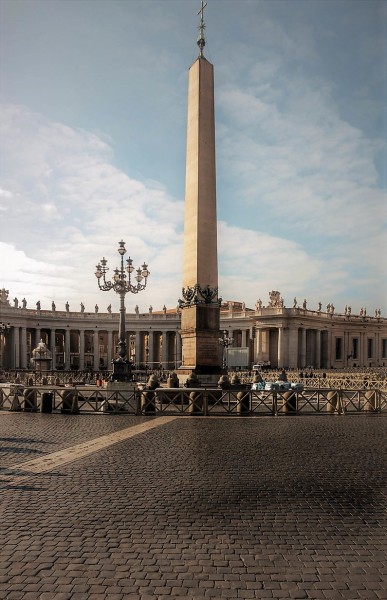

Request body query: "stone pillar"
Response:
[241, 329, 247, 347]
[288, 327, 298, 369]
[107, 330, 113, 368]
[20, 327, 27, 369]
[162, 332, 168, 368]
[93, 330, 99, 372]
[135, 332, 141, 367]
[13, 327, 20, 369]
[277, 327, 284, 368]
[79, 330, 85, 371]
[327, 330, 333, 368]
[315, 330, 321, 368]
[65, 329, 71, 370]
[256, 329, 263, 363]
[35, 328, 41, 346]
[300, 328, 307, 368]
[148, 331, 154, 367]
[50, 329, 56, 370]
[175, 331, 182, 368]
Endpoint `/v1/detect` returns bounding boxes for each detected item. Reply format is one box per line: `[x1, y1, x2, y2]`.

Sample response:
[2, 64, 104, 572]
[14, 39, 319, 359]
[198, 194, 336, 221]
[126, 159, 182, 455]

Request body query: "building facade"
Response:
[1, 289, 386, 372]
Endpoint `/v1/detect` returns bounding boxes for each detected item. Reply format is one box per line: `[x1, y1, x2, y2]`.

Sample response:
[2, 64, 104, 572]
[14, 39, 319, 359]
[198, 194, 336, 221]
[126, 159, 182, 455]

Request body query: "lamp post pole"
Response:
[95, 240, 149, 381]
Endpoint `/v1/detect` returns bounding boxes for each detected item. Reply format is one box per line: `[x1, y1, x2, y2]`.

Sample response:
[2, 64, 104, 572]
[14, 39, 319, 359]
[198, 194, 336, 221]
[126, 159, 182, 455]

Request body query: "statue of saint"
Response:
[95, 304, 99, 313]
[13, 297, 19, 308]
[302, 299, 307, 310]
[318, 302, 322, 312]
[80, 302, 85, 313]
[65, 301, 69, 312]
[22, 298, 27, 308]
[135, 305, 139, 314]
[149, 305, 153, 314]
[293, 297, 297, 308]
[52, 301, 56, 311]
[107, 304, 112, 314]
[36, 301, 41, 310]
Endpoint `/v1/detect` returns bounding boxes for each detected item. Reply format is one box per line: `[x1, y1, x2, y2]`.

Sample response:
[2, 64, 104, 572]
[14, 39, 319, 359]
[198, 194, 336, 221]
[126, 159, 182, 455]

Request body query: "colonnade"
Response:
[1, 301, 386, 372]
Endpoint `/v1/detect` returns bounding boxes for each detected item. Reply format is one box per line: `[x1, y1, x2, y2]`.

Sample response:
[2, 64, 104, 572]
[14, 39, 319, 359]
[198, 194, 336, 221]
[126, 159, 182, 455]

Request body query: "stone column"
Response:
[35, 328, 41, 346]
[13, 327, 20, 369]
[277, 327, 284, 368]
[65, 329, 71, 370]
[79, 330, 85, 371]
[162, 332, 168, 368]
[288, 327, 298, 369]
[107, 330, 113, 368]
[93, 330, 99, 372]
[315, 330, 321, 368]
[327, 330, 333, 368]
[148, 331, 154, 367]
[175, 331, 182, 368]
[20, 327, 27, 369]
[300, 328, 307, 368]
[135, 332, 141, 367]
[241, 329, 247, 347]
[50, 329, 56, 370]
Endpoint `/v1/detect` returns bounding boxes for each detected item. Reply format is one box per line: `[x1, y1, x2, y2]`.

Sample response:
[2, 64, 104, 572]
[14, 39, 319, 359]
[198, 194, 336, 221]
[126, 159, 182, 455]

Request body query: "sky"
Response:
[0, 0, 386, 315]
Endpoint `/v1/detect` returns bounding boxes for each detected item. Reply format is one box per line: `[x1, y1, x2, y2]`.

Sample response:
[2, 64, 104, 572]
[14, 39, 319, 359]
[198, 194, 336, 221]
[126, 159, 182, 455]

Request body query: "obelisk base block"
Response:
[178, 304, 222, 385]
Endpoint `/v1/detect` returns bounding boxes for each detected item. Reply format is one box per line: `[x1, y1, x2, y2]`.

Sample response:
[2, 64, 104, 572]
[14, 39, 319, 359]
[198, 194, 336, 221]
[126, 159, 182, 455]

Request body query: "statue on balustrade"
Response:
[80, 302, 85, 313]
[107, 304, 112, 313]
[22, 298, 27, 308]
[65, 301, 70, 312]
[36, 301, 41, 310]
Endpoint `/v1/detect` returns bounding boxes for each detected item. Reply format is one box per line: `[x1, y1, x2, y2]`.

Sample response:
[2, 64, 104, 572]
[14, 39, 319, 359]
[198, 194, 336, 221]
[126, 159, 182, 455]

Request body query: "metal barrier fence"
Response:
[0, 385, 386, 416]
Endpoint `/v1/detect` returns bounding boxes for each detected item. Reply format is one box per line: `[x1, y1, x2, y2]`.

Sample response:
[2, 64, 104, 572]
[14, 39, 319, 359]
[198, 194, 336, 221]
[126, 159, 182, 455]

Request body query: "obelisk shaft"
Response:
[180, 55, 221, 377]
[183, 57, 218, 289]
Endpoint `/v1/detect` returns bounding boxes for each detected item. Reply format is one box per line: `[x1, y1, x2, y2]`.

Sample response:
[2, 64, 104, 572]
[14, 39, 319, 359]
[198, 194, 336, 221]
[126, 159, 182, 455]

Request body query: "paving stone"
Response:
[1, 414, 386, 599]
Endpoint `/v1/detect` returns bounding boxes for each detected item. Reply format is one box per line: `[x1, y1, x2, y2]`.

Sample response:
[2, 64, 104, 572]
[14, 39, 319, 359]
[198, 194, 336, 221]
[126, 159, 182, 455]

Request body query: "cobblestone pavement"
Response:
[0, 414, 386, 600]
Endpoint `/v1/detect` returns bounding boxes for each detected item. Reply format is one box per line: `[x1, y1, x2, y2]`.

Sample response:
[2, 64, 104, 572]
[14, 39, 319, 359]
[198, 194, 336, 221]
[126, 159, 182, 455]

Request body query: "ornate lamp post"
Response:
[219, 329, 233, 370]
[95, 241, 150, 381]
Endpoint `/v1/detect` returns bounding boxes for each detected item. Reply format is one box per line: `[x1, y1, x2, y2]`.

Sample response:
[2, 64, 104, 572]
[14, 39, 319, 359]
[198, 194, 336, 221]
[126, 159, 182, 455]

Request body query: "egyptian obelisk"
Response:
[179, 1, 221, 381]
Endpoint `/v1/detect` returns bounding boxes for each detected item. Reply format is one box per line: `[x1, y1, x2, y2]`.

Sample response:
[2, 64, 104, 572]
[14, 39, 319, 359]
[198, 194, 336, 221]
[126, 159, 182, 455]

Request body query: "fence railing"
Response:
[0, 385, 385, 416]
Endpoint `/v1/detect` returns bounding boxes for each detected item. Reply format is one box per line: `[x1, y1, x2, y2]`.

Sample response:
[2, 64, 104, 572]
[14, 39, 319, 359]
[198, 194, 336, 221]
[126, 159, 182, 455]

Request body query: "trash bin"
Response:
[41, 392, 53, 414]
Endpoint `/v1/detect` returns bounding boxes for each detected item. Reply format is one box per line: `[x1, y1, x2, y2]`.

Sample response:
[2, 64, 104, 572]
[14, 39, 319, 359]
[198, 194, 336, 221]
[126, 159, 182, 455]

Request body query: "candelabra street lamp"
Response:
[219, 329, 233, 370]
[95, 240, 150, 381]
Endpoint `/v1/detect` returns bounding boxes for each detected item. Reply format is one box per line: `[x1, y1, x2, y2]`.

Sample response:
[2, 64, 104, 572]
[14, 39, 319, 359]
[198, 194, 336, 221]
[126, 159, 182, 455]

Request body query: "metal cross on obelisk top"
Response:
[197, 1, 207, 57]
[197, 0, 207, 20]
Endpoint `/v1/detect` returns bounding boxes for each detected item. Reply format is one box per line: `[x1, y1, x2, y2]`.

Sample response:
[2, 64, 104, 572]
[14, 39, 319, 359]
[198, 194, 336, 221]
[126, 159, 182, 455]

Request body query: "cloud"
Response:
[0, 104, 184, 311]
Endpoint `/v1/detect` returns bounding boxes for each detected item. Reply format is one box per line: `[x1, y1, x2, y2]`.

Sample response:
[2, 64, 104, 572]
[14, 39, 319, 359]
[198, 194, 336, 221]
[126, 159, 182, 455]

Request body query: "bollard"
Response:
[363, 390, 376, 412]
[282, 390, 297, 414]
[326, 391, 339, 413]
[61, 388, 79, 414]
[10, 386, 22, 411]
[141, 390, 156, 415]
[188, 390, 203, 415]
[23, 388, 38, 412]
[236, 389, 250, 415]
[41, 392, 53, 414]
